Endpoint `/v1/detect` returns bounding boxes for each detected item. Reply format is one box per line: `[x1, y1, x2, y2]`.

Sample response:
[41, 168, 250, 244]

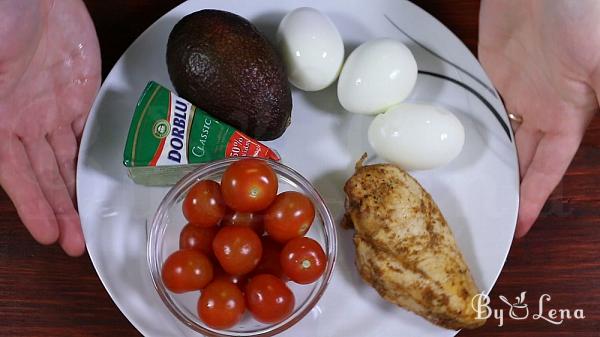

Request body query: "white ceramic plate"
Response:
[77, 0, 518, 336]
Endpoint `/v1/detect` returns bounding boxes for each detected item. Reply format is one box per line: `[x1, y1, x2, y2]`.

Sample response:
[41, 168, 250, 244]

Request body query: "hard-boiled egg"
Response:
[337, 38, 417, 114]
[276, 7, 344, 91]
[368, 103, 465, 170]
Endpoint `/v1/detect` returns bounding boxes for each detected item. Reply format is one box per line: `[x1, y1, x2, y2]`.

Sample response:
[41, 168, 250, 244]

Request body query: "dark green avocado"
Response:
[166, 9, 292, 141]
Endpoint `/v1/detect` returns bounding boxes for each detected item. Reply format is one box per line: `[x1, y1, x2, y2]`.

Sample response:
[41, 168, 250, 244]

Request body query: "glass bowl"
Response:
[147, 158, 337, 336]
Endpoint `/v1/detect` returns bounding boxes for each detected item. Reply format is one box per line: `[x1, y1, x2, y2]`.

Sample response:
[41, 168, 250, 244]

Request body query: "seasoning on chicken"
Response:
[343, 154, 486, 330]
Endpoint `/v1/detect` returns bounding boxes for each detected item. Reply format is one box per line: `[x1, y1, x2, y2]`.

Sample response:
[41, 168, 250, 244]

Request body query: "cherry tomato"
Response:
[179, 223, 219, 256]
[281, 237, 327, 284]
[252, 236, 284, 279]
[264, 191, 315, 243]
[212, 226, 262, 275]
[182, 180, 226, 227]
[213, 265, 248, 290]
[246, 274, 295, 324]
[220, 159, 278, 212]
[198, 279, 246, 329]
[161, 249, 213, 293]
[222, 210, 264, 235]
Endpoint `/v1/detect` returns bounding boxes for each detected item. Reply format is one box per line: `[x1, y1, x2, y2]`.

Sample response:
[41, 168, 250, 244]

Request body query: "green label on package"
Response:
[123, 81, 279, 185]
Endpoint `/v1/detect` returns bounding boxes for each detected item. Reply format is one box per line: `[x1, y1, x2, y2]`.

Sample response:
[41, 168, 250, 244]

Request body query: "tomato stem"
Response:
[301, 259, 311, 269]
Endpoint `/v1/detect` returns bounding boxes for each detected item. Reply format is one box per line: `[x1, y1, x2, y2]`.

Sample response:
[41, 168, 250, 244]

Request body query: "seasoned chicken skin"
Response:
[343, 156, 486, 330]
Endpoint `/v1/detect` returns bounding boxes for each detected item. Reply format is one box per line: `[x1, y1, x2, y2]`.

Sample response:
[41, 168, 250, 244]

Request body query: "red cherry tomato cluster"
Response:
[160, 159, 328, 329]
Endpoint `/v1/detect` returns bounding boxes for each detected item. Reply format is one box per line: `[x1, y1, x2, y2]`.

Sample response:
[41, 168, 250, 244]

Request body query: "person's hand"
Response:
[478, 0, 600, 238]
[0, 0, 101, 256]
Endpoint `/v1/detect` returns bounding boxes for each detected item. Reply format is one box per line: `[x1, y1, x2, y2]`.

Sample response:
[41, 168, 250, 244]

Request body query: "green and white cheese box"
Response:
[123, 81, 280, 185]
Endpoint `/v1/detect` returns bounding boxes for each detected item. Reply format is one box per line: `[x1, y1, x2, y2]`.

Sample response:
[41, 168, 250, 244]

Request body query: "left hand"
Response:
[0, 0, 101, 256]
[479, 0, 600, 238]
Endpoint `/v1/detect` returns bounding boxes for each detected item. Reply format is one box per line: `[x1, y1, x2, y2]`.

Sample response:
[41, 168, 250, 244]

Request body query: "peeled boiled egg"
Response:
[276, 7, 344, 91]
[368, 103, 465, 170]
[337, 38, 417, 114]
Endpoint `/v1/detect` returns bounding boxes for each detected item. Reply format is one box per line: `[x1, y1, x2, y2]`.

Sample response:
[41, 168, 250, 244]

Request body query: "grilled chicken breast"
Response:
[343, 156, 485, 330]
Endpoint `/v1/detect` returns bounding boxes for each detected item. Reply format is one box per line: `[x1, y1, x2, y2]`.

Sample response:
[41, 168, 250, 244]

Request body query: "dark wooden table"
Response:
[1, 1, 598, 336]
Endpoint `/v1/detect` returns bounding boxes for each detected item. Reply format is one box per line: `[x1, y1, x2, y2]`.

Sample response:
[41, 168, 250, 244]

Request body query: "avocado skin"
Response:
[166, 10, 292, 141]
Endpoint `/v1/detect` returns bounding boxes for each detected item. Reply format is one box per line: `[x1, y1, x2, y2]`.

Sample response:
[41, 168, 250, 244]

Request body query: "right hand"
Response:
[479, 0, 600, 238]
